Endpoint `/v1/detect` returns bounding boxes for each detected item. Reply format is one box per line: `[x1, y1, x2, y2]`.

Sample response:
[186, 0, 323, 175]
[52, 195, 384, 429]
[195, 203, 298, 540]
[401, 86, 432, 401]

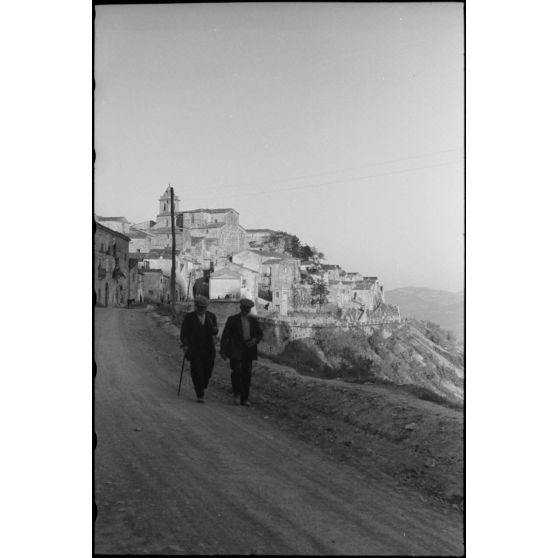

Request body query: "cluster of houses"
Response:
[94, 187, 385, 317]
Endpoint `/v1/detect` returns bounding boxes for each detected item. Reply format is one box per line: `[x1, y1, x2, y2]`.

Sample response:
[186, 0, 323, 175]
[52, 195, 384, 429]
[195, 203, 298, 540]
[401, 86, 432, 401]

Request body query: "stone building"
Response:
[181, 221, 246, 259]
[177, 208, 247, 259]
[211, 262, 259, 302]
[127, 228, 152, 255]
[345, 272, 363, 283]
[246, 229, 276, 248]
[232, 250, 297, 303]
[141, 247, 199, 301]
[95, 222, 130, 307]
[148, 187, 184, 250]
[233, 249, 287, 275]
[322, 264, 342, 282]
[127, 259, 141, 303]
[132, 220, 156, 231]
[327, 281, 354, 308]
[95, 216, 131, 234]
[154, 187, 181, 229]
[270, 258, 301, 315]
[209, 268, 242, 300]
[351, 279, 384, 309]
[141, 269, 171, 304]
[178, 208, 240, 228]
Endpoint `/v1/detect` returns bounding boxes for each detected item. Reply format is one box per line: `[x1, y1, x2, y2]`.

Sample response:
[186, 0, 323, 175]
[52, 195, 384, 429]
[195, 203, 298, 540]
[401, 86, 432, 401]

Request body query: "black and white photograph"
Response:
[7, 1, 558, 557]
[93, 2, 464, 555]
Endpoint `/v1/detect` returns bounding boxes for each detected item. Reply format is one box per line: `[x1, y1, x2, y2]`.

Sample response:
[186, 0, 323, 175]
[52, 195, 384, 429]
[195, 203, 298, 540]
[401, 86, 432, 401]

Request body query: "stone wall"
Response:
[256, 303, 401, 355]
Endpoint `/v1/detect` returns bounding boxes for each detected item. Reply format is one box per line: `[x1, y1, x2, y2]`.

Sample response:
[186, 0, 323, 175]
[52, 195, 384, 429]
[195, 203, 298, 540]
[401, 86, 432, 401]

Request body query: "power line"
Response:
[188, 148, 459, 194]
[187, 158, 461, 201]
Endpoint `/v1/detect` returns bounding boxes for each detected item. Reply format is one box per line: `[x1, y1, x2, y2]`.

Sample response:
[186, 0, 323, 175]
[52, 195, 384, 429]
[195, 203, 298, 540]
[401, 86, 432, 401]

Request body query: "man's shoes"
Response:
[240, 400, 251, 407]
[233, 395, 240, 406]
[196, 397, 205, 403]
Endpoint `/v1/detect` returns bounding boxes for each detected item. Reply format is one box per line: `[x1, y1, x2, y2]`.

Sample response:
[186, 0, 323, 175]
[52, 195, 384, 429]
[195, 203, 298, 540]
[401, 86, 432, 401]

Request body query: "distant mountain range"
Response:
[384, 287, 464, 342]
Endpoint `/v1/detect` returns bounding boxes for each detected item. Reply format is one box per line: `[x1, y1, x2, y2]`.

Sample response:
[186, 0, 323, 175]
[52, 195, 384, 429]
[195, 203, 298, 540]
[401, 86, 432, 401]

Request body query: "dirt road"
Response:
[94, 307, 463, 555]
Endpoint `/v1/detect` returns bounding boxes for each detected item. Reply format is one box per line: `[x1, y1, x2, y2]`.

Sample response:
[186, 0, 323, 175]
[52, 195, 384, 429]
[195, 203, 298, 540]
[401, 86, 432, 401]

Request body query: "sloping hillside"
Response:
[271, 320, 464, 406]
[384, 287, 464, 341]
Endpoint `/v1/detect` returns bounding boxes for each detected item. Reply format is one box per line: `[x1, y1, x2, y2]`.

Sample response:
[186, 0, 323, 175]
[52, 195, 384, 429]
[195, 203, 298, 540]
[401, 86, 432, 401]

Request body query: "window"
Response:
[148, 290, 154, 295]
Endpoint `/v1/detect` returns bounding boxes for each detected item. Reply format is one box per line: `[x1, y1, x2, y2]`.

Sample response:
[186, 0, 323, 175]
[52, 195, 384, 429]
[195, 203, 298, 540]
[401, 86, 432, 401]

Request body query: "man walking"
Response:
[180, 295, 219, 403]
[220, 298, 263, 406]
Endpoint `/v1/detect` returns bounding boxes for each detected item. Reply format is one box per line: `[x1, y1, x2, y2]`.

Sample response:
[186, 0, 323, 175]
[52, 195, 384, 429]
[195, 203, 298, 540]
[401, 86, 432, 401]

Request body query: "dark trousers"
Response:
[190, 353, 214, 398]
[230, 358, 253, 402]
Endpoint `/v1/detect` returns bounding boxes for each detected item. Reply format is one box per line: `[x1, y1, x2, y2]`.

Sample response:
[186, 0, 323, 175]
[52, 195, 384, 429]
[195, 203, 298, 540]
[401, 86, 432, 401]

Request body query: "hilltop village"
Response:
[94, 187, 400, 324]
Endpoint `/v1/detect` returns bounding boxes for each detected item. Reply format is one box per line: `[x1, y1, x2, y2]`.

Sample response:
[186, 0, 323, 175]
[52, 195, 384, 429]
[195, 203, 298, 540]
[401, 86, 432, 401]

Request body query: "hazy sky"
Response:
[95, 2, 464, 292]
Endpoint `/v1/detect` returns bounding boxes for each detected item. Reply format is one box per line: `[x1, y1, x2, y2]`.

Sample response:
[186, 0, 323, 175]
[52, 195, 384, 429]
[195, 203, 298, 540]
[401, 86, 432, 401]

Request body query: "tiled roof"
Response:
[127, 229, 148, 238]
[248, 249, 287, 259]
[95, 222, 130, 242]
[131, 220, 156, 229]
[246, 229, 275, 233]
[97, 216, 129, 222]
[180, 208, 238, 214]
[262, 257, 298, 265]
[211, 268, 241, 279]
[222, 262, 258, 274]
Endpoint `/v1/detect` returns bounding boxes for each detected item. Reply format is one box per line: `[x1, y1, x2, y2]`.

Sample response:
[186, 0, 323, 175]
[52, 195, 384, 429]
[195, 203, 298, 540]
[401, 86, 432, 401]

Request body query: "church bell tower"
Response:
[156, 186, 180, 228]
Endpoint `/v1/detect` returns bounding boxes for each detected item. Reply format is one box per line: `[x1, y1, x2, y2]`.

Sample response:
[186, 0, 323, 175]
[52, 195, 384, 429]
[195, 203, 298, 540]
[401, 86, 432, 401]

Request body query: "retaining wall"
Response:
[257, 303, 401, 355]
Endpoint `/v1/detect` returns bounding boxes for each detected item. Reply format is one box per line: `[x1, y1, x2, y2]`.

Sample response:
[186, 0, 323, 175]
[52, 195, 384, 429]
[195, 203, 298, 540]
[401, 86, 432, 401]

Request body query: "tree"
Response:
[299, 244, 314, 261]
[311, 279, 329, 312]
[289, 235, 301, 258]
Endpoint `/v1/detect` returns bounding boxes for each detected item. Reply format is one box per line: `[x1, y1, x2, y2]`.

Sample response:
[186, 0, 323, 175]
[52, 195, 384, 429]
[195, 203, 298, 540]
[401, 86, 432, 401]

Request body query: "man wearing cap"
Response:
[220, 298, 263, 406]
[180, 295, 219, 403]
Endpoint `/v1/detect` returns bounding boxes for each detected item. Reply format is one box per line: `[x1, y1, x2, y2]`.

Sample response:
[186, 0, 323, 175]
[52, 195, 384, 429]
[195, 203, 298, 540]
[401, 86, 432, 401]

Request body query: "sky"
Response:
[95, 2, 464, 292]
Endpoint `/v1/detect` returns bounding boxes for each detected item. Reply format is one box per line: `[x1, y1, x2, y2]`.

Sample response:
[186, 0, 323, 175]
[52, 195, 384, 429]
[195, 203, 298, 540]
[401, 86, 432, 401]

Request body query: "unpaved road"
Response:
[94, 307, 463, 555]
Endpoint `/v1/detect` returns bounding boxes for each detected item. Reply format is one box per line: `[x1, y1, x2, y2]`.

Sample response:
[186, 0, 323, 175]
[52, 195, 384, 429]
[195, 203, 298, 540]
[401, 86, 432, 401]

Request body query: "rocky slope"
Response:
[272, 319, 464, 406]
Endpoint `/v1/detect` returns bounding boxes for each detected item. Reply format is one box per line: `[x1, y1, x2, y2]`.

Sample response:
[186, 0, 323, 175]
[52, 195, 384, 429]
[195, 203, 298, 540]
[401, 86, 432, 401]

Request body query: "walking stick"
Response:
[177, 352, 187, 396]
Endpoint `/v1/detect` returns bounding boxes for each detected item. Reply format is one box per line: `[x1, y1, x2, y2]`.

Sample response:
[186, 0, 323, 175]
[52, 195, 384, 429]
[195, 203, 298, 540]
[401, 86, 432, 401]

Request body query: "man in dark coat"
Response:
[220, 298, 263, 406]
[180, 295, 218, 403]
